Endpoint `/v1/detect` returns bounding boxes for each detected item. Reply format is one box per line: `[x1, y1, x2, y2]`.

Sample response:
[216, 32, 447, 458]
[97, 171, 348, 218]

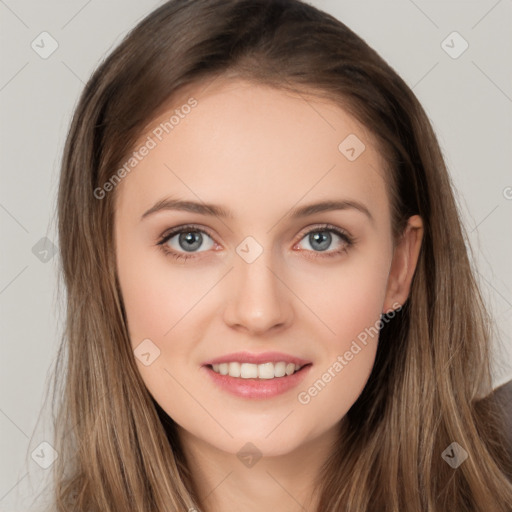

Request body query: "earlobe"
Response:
[382, 215, 424, 313]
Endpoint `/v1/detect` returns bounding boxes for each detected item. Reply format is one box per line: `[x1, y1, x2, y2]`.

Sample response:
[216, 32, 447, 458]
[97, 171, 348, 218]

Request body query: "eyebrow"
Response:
[140, 197, 373, 223]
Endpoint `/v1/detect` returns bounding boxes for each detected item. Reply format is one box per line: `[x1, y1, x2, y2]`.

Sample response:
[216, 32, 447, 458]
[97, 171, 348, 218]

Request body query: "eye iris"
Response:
[309, 231, 331, 251]
[179, 231, 202, 252]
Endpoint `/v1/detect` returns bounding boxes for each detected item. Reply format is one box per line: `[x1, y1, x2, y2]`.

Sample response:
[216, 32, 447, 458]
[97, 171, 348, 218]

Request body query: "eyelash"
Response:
[156, 223, 355, 262]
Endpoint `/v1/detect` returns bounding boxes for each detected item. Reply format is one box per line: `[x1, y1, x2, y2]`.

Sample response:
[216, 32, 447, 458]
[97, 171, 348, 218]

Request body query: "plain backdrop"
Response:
[1, 0, 511, 510]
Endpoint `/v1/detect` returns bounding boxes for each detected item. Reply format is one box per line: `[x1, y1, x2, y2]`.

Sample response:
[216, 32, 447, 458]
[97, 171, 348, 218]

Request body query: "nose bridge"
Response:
[223, 241, 293, 333]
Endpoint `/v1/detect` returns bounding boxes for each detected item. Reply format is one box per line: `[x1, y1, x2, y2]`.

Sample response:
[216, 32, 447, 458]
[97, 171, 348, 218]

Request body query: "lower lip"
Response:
[201, 364, 313, 399]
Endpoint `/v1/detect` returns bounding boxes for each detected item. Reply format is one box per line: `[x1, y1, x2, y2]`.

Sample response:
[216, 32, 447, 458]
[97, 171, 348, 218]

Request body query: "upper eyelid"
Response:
[158, 224, 216, 244]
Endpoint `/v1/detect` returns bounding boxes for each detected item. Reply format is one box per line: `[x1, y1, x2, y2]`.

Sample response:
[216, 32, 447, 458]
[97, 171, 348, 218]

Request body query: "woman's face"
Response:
[115, 78, 421, 457]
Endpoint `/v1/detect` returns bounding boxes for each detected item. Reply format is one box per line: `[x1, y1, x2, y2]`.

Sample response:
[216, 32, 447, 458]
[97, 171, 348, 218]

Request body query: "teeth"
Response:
[211, 361, 303, 379]
[228, 362, 241, 377]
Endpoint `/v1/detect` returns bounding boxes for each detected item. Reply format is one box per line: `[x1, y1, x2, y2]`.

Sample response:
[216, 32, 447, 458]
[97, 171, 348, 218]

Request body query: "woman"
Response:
[49, 0, 512, 510]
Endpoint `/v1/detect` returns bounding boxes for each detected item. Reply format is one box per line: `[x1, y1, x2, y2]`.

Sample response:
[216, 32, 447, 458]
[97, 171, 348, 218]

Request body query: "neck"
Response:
[177, 424, 339, 512]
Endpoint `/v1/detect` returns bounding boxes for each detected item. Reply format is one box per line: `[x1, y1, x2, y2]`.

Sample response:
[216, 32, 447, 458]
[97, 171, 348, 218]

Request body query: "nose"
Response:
[223, 249, 294, 335]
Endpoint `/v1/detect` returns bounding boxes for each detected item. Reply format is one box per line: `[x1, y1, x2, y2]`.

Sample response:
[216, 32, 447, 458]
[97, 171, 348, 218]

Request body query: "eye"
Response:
[294, 224, 354, 258]
[157, 224, 216, 261]
[157, 223, 355, 262]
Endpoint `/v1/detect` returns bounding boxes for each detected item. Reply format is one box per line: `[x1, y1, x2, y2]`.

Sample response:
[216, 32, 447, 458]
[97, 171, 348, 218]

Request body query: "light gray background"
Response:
[1, 0, 511, 510]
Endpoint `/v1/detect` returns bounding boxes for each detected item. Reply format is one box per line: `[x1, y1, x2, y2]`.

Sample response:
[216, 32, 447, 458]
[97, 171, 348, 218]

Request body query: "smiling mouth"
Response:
[207, 361, 312, 379]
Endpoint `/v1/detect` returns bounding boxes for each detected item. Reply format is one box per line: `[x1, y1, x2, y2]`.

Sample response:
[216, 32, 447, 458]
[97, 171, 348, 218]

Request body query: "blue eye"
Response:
[157, 223, 354, 261]
[294, 225, 354, 257]
[157, 225, 215, 261]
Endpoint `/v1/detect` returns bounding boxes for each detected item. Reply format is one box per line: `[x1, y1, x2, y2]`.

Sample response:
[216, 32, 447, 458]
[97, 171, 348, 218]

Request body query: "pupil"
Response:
[179, 232, 202, 252]
[310, 231, 331, 251]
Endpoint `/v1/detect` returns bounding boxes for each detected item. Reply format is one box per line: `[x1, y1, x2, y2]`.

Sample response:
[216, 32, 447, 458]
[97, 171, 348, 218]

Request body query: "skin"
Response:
[115, 77, 423, 512]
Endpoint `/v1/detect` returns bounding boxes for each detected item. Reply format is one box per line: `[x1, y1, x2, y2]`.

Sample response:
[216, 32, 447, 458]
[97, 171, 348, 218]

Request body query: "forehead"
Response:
[115, 78, 389, 222]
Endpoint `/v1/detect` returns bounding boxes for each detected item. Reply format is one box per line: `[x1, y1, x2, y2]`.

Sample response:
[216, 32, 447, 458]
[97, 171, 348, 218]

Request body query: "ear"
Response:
[382, 215, 423, 313]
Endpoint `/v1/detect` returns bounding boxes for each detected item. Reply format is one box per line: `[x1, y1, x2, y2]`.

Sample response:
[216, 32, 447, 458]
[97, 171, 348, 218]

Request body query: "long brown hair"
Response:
[49, 0, 512, 510]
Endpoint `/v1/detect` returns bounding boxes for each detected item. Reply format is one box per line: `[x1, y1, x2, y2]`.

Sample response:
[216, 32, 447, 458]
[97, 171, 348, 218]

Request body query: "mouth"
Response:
[202, 362, 313, 399]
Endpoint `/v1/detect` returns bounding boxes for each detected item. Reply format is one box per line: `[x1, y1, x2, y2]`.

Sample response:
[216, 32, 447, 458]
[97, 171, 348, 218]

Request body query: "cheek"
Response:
[116, 243, 211, 418]
[116, 238, 215, 345]
[300, 245, 391, 347]
[293, 247, 391, 416]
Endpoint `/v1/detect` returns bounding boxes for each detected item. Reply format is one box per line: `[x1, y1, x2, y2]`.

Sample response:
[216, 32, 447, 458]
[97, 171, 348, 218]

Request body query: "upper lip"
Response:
[202, 351, 312, 367]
